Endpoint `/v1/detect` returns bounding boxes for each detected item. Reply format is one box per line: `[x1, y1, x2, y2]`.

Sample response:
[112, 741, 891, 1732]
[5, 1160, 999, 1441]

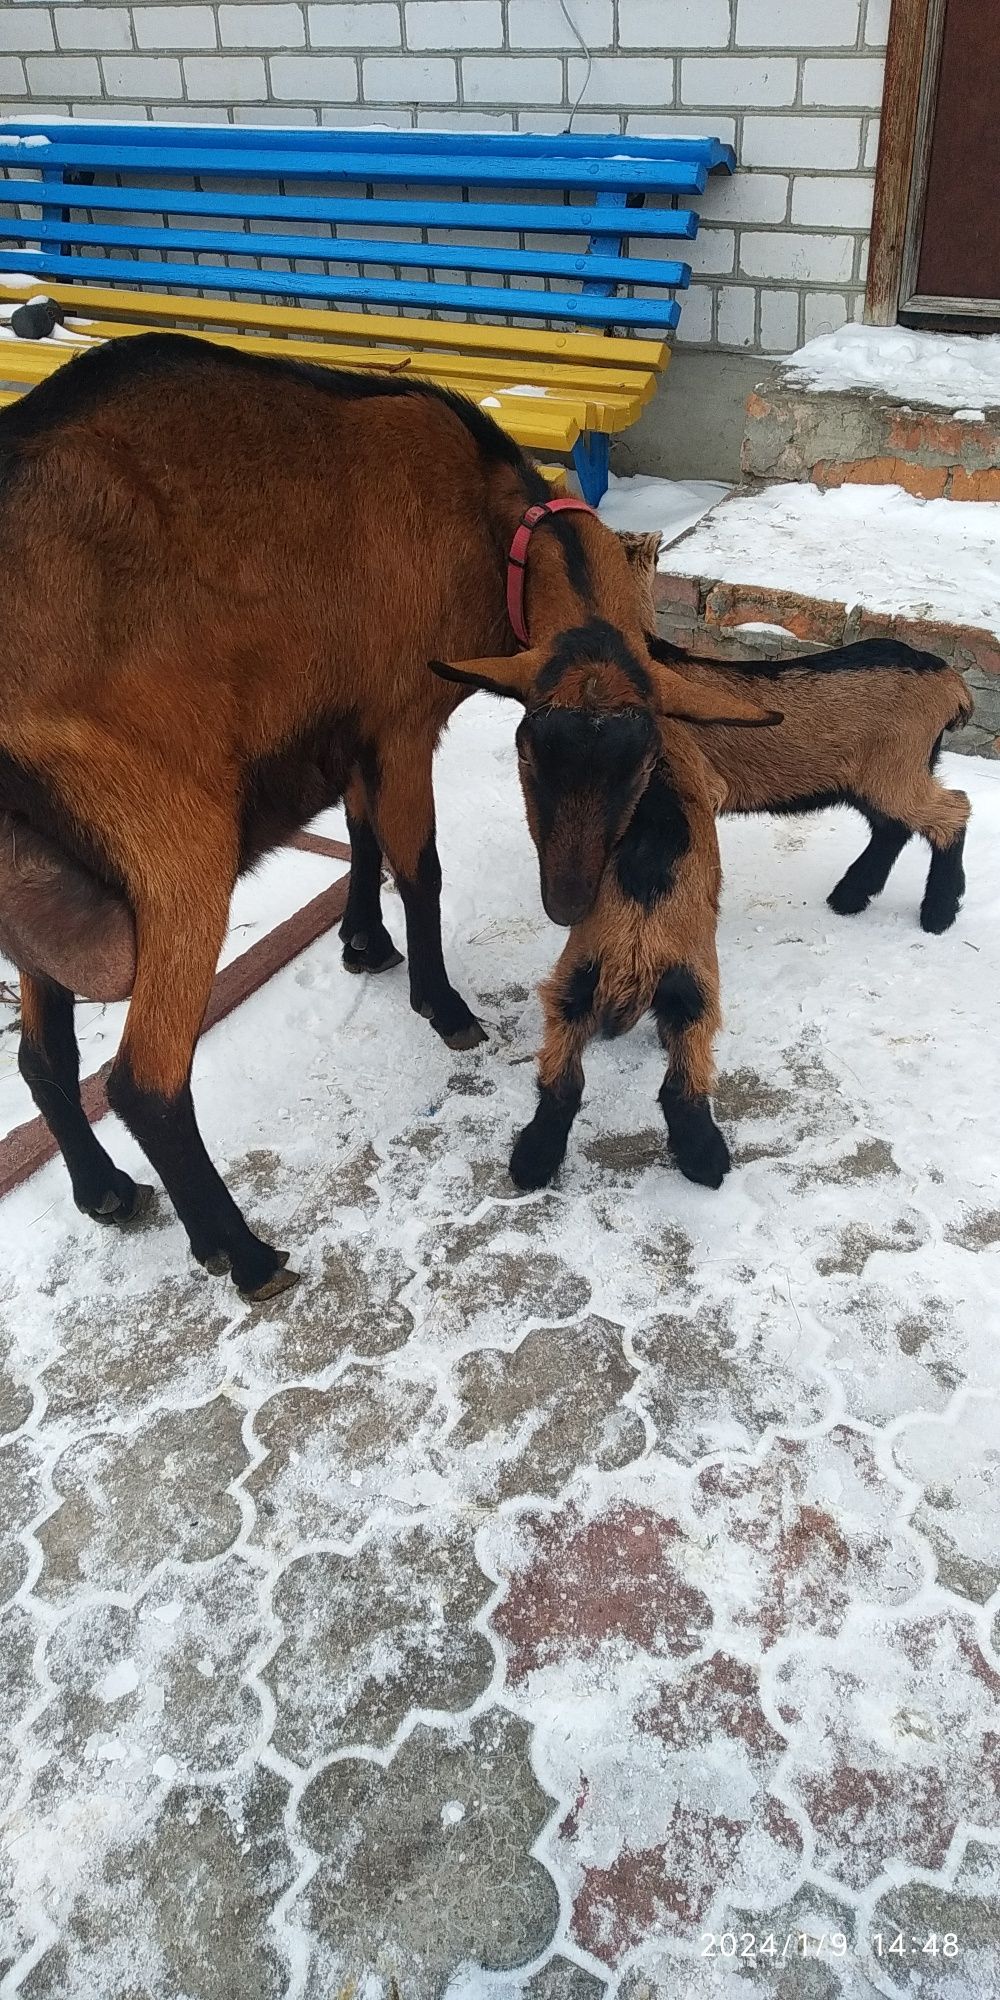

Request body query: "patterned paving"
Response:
[2, 722, 999, 1997]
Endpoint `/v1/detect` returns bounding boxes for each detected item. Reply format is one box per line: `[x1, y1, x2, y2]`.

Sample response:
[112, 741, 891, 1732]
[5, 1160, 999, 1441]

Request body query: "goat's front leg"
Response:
[509, 952, 595, 1189]
[653, 953, 730, 1189]
[339, 770, 404, 976]
[368, 729, 485, 1050]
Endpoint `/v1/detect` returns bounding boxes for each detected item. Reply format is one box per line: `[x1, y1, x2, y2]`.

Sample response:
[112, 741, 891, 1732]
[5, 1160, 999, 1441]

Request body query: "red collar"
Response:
[506, 496, 597, 646]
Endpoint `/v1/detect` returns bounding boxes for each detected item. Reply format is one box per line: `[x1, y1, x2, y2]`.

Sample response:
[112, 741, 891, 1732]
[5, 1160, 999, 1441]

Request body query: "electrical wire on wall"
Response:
[559, 0, 594, 132]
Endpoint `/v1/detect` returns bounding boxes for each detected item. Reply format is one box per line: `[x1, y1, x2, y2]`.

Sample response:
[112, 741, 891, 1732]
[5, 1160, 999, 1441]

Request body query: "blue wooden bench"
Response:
[0, 119, 736, 502]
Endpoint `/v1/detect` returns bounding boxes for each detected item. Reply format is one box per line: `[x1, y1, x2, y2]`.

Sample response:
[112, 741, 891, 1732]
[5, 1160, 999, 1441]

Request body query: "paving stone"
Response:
[493, 1502, 713, 1685]
[894, 1395, 1000, 1603]
[0, 1601, 41, 1818]
[0, 1435, 46, 1604]
[260, 1239, 416, 1379]
[420, 1205, 591, 1349]
[557, 1653, 801, 1966]
[42, 1275, 234, 1426]
[20, 1767, 294, 2000]
[36, 1397, 247, 1602]
[870, 1841, 1000, 1995]
[633, 1290, 830, 1463]
[0, 1321, 33, 1438]
[264, 1523, 493, 1762]
[30, 1558, 265, 1807]
[245, 1363, 444, 1553]
[447, 1318, 646, 1501]
[688, 1428, 922, 1647]
[299, 1710, 560, 1992]
[776, 1609, 1000, 1890]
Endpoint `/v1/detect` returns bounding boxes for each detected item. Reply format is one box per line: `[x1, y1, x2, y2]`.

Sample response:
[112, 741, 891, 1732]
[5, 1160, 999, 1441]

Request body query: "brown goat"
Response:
[507, 726, 732, 1193]
[622, 531, 973, 933]
[0, 334, 772, 1296]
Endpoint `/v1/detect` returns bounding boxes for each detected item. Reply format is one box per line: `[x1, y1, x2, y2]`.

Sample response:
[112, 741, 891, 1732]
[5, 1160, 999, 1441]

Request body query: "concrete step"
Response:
[742, 326, 1000, 501]
[653, 480, 1000, 756]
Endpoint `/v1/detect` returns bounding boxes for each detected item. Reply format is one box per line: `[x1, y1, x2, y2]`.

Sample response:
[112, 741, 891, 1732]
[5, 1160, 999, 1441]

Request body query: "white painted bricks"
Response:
[1, 0, 887, 358]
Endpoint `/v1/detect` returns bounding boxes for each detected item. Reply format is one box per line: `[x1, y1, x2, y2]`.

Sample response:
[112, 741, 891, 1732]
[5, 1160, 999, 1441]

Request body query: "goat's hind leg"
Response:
[920, 802, 969, 933]
[509, 955, 594, 1190]
[340, 772, 403, 976]
[18, 973, 153, 1223]
[828, 808, 912, 916]
[654, 963, 730, 1189]
[106, 841, 296, 1301]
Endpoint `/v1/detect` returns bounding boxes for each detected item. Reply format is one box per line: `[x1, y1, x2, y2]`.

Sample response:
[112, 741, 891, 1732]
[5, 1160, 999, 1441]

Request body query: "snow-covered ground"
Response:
[782, 323, 1000, 413]
[655, 480, 1000, 641]
[2, 700, 1000, 1996]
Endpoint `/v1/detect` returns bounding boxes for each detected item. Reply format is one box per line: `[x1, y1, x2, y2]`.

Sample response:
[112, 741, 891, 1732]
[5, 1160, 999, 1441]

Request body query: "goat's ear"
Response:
[617, 529, 663, 573]
[646, 661, 783, 728]
[428, 648, 543, 704]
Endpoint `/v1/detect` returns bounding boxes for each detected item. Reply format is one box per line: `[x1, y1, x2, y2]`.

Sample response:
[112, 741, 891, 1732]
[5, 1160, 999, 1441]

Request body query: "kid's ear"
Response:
[646, 659, 783, 728]
[428, 647, 544, 703]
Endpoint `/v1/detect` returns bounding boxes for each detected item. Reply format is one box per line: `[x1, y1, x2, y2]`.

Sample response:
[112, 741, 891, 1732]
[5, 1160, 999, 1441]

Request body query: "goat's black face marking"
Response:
[615, 765, 691, 911]
[517, 704, 659, 926]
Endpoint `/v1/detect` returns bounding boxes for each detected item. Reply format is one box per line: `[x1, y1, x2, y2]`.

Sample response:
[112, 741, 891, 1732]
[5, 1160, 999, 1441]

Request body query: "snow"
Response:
[2, 696, 1000, 1990]
[784, 322, 1000, 411]
[659, 479, 1000, 640]
[598, 471, 729, 545]
[0, 136, 50, 149]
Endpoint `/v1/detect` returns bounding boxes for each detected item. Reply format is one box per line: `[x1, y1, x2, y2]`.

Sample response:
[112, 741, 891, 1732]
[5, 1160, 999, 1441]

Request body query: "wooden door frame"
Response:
[866, 0, 1000, 328]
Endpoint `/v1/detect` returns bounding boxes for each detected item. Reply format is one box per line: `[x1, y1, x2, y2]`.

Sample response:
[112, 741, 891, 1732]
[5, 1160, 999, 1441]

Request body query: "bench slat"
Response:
[0, 138, 712, 195]
[0, 179, 699, 242]
[0, 118, 737, 173]
[0, 276, 671, 368]
[0, 339, 587, 450]
[0, 329, 650, 432]
[5, 216, 690, 292]
[0, 250, 683, 329]
[41, 318, 660, 407]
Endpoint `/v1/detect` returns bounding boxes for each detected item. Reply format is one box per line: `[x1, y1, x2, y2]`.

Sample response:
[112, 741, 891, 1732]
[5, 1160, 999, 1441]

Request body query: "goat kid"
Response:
[621, 530, 973, 933]
[430, 600, 781, 1198]
[0, 336, 772, 1295]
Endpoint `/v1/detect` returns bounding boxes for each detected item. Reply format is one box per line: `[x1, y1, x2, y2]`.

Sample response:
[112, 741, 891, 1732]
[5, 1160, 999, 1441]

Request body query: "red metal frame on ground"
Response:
[0, 831, 352, 1202]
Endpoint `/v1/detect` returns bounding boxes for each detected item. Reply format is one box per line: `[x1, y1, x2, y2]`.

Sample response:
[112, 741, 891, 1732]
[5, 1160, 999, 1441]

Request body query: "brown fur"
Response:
[0, 335, 771, 1290]
[618, 530, 973, 917]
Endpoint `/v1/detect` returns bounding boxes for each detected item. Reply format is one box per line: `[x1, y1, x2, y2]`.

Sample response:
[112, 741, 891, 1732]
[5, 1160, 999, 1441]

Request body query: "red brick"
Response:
[950, 467, 1000, 502]
[887, 412, 969, 459]
[654, 570, 701, 612]
[705, 582, 846, 646]
[817, 455, 948, 500]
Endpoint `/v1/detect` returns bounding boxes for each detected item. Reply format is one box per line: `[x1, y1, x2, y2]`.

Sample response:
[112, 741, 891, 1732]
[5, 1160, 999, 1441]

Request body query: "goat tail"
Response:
[0, 809, 136, 1001]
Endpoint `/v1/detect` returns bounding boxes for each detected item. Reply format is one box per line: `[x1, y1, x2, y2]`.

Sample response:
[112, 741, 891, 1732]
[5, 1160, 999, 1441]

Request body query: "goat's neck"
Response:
[511, 507, 645, 653]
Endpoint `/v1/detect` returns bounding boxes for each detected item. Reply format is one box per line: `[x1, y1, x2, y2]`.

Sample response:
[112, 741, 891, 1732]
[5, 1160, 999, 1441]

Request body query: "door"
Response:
[867, 0, 1000, 329]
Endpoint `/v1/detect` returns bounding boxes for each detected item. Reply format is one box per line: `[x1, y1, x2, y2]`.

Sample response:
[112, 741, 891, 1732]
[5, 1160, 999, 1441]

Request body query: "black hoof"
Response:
[510, 1122, 565, 1191]
[919, 897, 960, 935]
[196, 1237, 293, 1295]
[341, 927, 404, 975]
[199, 1250, 231, 1277]
[827, 879, 871, 916]
[415, 991, 487, 1049]
[670, 1123, 732, 1190]
[80, 1175, 156, 1227]
[242, 1263, 300, 1303]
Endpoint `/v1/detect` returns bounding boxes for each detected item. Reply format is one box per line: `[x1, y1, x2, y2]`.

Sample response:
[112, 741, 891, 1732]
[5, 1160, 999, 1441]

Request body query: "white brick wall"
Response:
[0, 0, 886, 356]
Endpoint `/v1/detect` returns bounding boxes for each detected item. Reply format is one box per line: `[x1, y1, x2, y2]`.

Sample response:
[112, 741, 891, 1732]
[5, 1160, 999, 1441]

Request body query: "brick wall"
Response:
[0, 0, 887, 356]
